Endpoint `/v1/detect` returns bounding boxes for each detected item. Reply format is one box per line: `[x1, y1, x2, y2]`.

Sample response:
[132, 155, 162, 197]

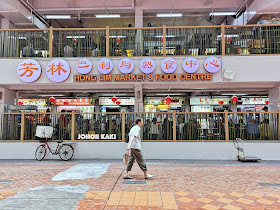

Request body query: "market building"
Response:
[0, 0, 280, 160]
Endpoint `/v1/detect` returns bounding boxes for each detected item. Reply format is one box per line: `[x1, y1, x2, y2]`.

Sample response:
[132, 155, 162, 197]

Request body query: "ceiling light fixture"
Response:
[45, 15, 71, 19]
[157, 13, 182, 17]
[210, 12, 236, 16]
[95, 14, 120, 18]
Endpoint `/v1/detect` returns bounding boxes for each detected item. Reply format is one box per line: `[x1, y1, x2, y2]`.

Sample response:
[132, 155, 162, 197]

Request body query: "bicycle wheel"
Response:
[59, 145, 74, 161]
[35, 145, 46, 161]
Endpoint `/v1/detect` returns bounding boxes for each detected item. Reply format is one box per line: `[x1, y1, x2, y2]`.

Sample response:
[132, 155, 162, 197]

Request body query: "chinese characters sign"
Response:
[17, 56, 221, 83]
[46, 58, 71, 82]
[76, 58, 92, 74]
[139, 58, 156, 74]
[55, 98, 91, 105]
[97, 58, 113, 74]
[17, 59, 42, 83]
[118, 58, 134, 74]
[183, 57, 199, 73]
[204, 56, 221, 73]
[161, 57, 177, 73]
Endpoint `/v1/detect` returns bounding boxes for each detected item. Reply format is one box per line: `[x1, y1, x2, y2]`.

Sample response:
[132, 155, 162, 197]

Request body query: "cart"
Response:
[233, 138, 261, 162]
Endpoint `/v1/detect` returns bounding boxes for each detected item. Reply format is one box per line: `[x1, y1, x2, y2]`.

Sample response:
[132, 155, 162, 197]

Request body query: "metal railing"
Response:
[1, 24, 280, 58]
[0, 111, 279, 142]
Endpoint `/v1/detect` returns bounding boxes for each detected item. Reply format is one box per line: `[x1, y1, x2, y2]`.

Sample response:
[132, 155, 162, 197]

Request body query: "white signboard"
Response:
[190, 97, 229, 105]
[118, 58, 134, 74]
[17, 59, 42, 83]
[76, 58, 92, 74]
[97, 58, 113, 74]
[46, 58, 71, 82]
[161, 57, 177, 73]
[204, 56, 221, 73]
[99, 97, 135, 105]
[139, 58, 156, 74]
[241, 98, 269, 105]
[223, 69, 235, 80]
[182, 57, 199, 73]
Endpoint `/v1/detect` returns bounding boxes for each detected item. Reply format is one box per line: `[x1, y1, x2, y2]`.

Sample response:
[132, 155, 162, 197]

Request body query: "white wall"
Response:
[0, 142, 280, 160]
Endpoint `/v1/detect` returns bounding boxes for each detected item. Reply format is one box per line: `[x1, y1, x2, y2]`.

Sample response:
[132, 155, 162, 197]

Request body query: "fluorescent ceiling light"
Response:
[154, 35, 176, 38]
[66, 36, 85, 39]
[156, 93, 181, 96]
[157, 13, 182, 17]
[38, 94, 64, 97]
[109, 35, 126, 38]
[221, 94, 248, 96]
[45, 15, 71, 19]
[96, 14, 120, 18]
[210, 12, 236, 16]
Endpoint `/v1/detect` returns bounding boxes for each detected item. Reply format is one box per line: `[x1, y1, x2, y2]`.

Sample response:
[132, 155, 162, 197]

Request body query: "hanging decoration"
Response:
[218, 100, 224, 107]
[111, 95, 117, 103]
[265, 100, 269, 105]
[49, 97, 56, 105]
[166, 101, 171, 105]
[116, 38, 121, 44]
[231, 96, 238, 106]
[116, 101, 121, 106]
[64, 101, 69, 105]
[18, 101, 23, 105]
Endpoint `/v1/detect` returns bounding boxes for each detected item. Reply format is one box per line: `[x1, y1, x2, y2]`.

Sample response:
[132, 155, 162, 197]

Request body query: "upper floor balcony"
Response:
[0, 24, 280, 58]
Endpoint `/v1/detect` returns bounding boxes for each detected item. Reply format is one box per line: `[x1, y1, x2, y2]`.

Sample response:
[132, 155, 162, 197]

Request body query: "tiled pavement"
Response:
[1, 161, 280, 209]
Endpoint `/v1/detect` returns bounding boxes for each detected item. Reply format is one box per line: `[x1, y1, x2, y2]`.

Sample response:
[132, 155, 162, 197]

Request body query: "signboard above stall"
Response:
[144, 97, 184, 105]
[18, 99, 46, 106]
[190, 97, 230, 105]
[55, 98, 91, 106]
[99, 97, 135, 106]
[241, 97, 268, 105]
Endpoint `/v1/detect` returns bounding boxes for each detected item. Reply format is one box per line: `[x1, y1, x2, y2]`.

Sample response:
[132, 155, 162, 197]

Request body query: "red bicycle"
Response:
[35, 140, 74, 161]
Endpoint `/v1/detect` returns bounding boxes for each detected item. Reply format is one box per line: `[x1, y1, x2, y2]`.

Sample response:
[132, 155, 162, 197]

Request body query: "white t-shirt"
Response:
[128, 125, 141, 150]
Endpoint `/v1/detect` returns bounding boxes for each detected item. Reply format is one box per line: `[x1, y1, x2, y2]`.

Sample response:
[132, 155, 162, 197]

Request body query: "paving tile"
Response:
[197, 198, 214, 204]
[216, 198, 233, 204]
[212, 192, 226, 197]
[236, 198, 254, 204]
[256, 198, 274, 205]
[201, 204, 220, 210]
[223, 205, 242, 210]
[248, 193, 264, 198]
[177, 197, 193, 204]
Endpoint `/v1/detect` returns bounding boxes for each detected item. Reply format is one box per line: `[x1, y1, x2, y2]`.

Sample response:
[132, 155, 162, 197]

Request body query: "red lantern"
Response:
[161, 38, 164, 43]
[64, 101, 69, 105]
[227, 37, 232, 43]
[49, 97, 56, 105]
[73, 39, 78, 44]
[116, 38, 120, 44]
[231, 96, 238, 106]
[218, 100, 224, 107]
[116, 100, 121, 106]
[111, 96, 117, 103]
[18, 101, 23, 105]
[265, 100, 269, 105]
[165, 95, 172, 102]
[166, 101, 171, 105]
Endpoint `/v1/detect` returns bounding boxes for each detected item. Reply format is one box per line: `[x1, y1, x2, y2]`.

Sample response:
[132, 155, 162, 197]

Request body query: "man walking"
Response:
[124, 117, 153, 179]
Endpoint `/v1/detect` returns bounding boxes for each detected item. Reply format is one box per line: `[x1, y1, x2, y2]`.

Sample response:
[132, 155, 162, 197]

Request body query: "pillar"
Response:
[134, 85, 143, 113]
[184, 98, 190, 112]
[135, 8, 143, 55]
[1, 18, 16, 29]
[0, 88, 16, 112]
[268, 86, 280, 111]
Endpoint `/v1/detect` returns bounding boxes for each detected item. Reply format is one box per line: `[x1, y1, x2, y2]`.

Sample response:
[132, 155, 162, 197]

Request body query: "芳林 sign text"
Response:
[17, 57, 221, 83]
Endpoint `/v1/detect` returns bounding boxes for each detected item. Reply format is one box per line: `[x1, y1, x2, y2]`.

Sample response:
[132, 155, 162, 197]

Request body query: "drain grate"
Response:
[122, 180, 146, 184]
[0, 180, 14, 183]
[258, 183, 280, 187]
